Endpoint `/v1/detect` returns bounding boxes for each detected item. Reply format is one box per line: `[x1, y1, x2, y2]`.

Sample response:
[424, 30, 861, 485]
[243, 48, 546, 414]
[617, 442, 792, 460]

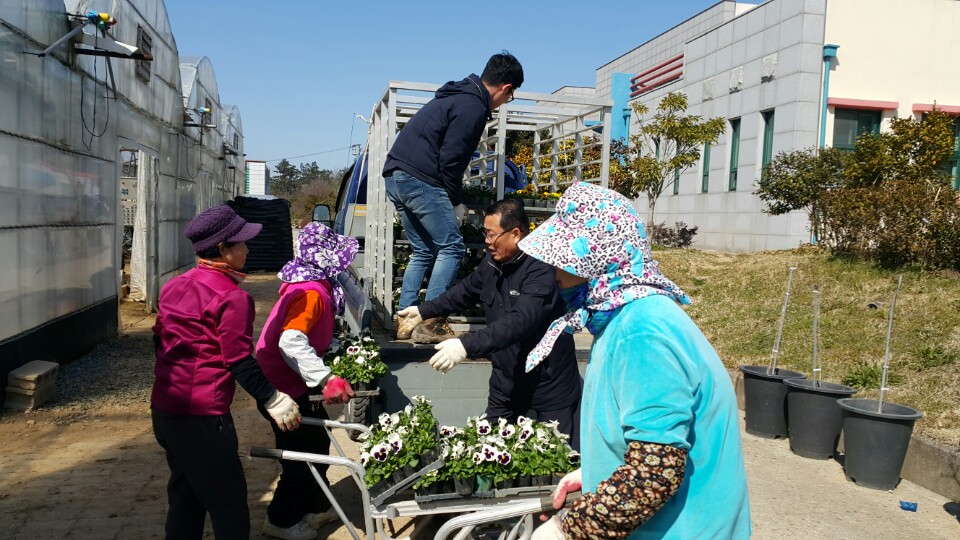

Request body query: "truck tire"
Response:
[345, 395, 372, 441]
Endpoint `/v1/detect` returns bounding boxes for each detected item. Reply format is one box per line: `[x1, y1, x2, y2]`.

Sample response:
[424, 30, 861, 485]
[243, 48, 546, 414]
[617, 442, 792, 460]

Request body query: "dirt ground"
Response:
[0, 274, 958, 539]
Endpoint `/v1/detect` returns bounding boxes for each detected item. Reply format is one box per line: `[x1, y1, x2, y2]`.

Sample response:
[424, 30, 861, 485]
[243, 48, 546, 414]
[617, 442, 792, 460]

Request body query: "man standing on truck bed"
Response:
[396, 199, 582, 450]
[383, 51, 524, 343]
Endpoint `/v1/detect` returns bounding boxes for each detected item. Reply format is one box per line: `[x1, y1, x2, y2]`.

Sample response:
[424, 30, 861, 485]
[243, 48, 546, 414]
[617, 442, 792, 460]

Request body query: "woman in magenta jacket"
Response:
[254, 222, 358, 540]
[152, 204, 301, 539]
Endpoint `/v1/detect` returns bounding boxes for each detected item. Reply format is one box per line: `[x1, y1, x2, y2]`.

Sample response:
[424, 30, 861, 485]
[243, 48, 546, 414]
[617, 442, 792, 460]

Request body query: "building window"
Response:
[136, 26, 152, 82]
[833, 108, 880, 150]
[944, 118, 960, 190]
[761, 110, 775, 178]
[701, 143, 711, 193]
[233, 133, 240, 149]
[204, 98, 214, 128]
[673, 168, 680, 195]
[729, 118, 741, 191]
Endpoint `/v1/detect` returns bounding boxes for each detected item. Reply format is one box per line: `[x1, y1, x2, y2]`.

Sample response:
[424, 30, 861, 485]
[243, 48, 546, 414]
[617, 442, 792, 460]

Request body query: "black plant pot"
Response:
[837, 398, 922, 490]
[784, 379, 857, 459]
[516, 475, 531, 488]
[419, 448, 439, 465]
[523, 198, 536, 207]
[453, 475, 475, 497]
[369, 478, 390, 498]
[532, 474, 552, 487]
[739, 365, 806, 438]
[417, 481, 441, 496]
[496, 477, 516, 489]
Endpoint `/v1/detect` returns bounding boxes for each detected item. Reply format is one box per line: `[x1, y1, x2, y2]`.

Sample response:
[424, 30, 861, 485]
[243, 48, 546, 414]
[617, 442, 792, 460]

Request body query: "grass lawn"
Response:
[653, 247, 960, 447]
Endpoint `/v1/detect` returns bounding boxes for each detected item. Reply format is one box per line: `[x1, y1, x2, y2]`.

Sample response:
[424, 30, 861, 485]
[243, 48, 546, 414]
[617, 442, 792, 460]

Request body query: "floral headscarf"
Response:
[518, 182, 691, 372]
[278, 222, 359, 315]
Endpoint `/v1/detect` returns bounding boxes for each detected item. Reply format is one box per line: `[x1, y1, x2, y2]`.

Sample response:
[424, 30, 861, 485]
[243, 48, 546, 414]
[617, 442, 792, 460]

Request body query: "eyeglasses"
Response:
[507, 88, 515, 103]
[483, 229, 510, 242]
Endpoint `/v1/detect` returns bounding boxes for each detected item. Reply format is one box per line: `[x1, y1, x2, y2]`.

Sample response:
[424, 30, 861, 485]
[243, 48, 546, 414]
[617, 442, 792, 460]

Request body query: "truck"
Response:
[319, 81, 613, 425]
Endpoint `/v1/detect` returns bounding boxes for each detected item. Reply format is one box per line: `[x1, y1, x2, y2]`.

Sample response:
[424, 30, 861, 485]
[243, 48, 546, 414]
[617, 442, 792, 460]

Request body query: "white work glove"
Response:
[396, 306, 423, 337]
[264, 390, 301, 432]
[428, 338, 467, 373]
[531, 515, 565, 540]
[454, 203, 468, 226]
[551, 468, 582, 509]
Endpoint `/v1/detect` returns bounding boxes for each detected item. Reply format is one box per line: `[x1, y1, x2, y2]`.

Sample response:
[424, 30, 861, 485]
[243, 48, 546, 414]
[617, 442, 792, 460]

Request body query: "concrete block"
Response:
[4, 383, 56, 411]
[7, 360, 58, 391]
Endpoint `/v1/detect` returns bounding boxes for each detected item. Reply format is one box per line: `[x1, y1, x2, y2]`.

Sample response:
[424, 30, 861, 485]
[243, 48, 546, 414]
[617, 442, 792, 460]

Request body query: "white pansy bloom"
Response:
[517, 415, 532, 426]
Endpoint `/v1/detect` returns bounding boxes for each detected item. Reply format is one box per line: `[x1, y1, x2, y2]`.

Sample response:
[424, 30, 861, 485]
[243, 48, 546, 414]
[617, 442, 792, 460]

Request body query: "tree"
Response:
[845, 109, 955, 188]
[298, 161, 322, 186]
[755, 108, 956, 242]
[271, 159, 299, 195]
[615, 92, 726, 224]
[755, 146, 851, 242]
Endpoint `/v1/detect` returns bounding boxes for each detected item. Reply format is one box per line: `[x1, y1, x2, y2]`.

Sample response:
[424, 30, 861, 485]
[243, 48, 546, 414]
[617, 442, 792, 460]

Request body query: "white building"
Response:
[244, 160, 271, 196]
[597, 0, 960, 252]
[0, 1, 244, 393]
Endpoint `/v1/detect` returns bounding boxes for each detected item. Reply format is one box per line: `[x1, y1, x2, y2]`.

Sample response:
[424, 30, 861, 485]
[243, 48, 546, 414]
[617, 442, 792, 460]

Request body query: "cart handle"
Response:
[301, 416, 373, 436]
[249, 447, 284, 460]
[538, 490, 582, 512]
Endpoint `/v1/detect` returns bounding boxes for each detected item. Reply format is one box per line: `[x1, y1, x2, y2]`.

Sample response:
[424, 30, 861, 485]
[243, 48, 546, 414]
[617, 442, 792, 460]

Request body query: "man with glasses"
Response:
[384, 51, 524, 343]
[397, 199, 582, 448]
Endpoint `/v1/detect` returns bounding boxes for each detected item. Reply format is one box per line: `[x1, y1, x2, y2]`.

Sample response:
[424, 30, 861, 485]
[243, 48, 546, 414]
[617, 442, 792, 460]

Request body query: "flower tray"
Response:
[370, 456, 445, 507]
[493, 485, 556, 498]
[413, 490, 495, 503]
[413, 483, 556, 503]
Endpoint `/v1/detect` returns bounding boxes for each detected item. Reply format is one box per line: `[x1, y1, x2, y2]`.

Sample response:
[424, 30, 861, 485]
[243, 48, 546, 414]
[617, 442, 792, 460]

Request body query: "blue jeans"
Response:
[385, 170, 464, 310]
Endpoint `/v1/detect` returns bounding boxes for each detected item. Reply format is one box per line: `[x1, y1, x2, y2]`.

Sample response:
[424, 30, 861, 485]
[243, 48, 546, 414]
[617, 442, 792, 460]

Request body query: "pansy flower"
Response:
[482, 445, 497, 461]
[496, 451, 512, 466]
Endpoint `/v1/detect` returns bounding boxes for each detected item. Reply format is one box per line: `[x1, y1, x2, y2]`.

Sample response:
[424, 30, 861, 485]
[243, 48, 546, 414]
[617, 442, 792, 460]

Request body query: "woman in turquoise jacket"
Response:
[520, 182, 751, 540]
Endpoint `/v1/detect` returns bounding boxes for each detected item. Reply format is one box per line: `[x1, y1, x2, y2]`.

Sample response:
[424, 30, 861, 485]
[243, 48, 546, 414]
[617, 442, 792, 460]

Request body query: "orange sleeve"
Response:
[281, 290, 325, 334]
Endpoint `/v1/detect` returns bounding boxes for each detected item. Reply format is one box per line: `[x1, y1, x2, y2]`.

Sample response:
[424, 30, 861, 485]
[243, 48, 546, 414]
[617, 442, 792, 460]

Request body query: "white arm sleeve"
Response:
[278, 329, 332, 388]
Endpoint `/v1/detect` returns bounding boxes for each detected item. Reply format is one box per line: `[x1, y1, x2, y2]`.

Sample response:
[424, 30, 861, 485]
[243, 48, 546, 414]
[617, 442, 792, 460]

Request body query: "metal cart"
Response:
[250, 417, 570, 540]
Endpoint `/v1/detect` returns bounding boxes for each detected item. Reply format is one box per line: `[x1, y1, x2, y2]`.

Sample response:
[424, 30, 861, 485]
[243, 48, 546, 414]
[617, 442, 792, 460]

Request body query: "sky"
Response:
[165, 0, 722, 173]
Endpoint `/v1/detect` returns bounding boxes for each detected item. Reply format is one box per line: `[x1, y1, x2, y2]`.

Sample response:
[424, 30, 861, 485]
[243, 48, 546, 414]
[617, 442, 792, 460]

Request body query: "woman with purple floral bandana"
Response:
[254, 222, 359, 540]
[521, 183, 751, 540]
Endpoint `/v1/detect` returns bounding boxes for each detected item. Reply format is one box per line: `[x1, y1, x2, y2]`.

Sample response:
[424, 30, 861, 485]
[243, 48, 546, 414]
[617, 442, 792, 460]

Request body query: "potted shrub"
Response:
[740, 268, 805, 438]
[837, 276, 922, 490]
[784, 286, 856, 459]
